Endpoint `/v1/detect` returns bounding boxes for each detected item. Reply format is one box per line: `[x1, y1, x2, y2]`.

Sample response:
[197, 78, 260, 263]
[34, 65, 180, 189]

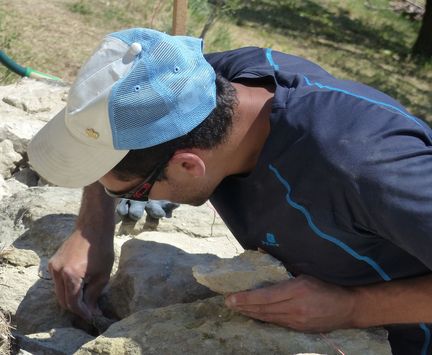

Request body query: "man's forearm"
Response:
[352, 274, 432, 327]
[76, 182, 116, 239]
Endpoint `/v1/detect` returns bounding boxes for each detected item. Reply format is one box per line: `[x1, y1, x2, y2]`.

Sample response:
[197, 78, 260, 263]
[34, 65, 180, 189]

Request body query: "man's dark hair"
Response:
[112, 74, 237, 181]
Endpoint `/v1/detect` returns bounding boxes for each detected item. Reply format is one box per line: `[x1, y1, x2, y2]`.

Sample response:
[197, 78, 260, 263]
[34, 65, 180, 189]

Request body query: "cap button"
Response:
[128, 42, 142, 56]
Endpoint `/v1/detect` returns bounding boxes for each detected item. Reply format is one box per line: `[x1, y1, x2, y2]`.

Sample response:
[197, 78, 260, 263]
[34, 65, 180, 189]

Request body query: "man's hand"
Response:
[48, 230, 114, 321]
[49, 182, 116, 320]
[224, 275, 356, 333]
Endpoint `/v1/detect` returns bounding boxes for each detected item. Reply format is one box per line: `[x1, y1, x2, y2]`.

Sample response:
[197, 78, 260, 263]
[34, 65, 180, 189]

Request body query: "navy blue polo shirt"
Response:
[205, 47, 432, 355]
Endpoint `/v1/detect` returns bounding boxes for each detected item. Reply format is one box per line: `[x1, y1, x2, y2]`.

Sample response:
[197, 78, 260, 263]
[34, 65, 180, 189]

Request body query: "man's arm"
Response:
[49, 182, 115, 320]
[225, 274, 432, 332]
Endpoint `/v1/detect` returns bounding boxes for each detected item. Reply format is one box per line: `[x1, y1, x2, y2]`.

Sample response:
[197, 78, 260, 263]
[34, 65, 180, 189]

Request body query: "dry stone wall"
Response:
[0, 79, 391, 354]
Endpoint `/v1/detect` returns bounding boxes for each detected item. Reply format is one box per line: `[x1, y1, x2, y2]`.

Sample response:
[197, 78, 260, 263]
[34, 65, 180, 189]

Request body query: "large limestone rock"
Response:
[0, 78, 67, 120]
[0, 78, 67, 155]
[193, 250, 290, 294]
[103, 232, 242, 319]
[78, 296, 391, 355]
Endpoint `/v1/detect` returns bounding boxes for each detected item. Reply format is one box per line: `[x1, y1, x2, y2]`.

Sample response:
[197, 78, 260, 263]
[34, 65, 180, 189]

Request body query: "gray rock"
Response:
[193, 250, 291, 294]
[0, 139, 22, 178]
[13, 167, 40, 187]
[125, 203, 239, 240]
[0, 78, 68, 121]
[0, 186, 81, 253]
[102, 236, 220, 318]
[0, 247, 40, 267]
[0, 175, 9, 201]
[0, 309, 11, 355]
[78, 296, 391, 355]
[0, 262, 73, 334]
[0, 112, 45, 155]
[13, 276, 74, 334]
[0, 79, 66, 156]
[4, 177, 28, 195]
[14, 327, 94, 355]
[0, 264, 40, 316]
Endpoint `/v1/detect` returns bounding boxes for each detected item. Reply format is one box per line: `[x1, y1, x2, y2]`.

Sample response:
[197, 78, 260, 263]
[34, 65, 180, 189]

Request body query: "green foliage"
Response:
[68, 0, 92, 15]
[207, 26, 232, 51]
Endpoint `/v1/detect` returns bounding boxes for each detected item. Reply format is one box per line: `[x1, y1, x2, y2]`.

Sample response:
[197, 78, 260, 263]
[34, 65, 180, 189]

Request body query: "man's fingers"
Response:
[62, 269, 91, 320]
[49, 266, 67, 310]
[225, 280, 294, 307]
[230, 301, 289, 315]
[83, 277, 110, 314]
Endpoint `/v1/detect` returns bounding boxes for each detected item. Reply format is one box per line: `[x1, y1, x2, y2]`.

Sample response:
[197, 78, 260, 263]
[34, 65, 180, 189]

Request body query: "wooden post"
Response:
[172, 0, 188, 35]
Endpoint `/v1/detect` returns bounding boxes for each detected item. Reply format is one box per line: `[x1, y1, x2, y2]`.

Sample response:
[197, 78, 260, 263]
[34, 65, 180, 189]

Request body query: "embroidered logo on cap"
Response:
[85, 128, 100, 139]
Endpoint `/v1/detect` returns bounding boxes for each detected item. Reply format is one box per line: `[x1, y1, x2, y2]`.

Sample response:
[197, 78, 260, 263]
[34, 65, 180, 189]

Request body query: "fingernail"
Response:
[225, 295, 236, 307]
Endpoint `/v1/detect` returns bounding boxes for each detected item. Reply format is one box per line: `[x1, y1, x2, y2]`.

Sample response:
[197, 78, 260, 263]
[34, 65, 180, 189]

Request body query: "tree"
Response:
[412, 0, 432, 58]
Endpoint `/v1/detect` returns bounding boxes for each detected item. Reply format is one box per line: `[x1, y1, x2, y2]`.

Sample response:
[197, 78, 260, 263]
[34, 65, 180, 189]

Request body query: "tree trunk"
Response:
[412, 0, 432, 58]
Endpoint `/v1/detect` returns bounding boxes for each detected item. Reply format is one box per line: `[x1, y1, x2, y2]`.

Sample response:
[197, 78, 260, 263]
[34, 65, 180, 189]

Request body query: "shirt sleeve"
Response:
[355, 112, 432, 270]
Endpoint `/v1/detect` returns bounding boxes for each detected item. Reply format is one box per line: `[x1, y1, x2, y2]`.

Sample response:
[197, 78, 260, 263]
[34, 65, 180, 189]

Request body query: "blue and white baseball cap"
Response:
[28, 28, 216, 187]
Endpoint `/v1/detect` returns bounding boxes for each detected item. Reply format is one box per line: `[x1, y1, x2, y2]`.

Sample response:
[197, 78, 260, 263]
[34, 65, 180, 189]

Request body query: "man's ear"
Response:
[169, 152, 206, 177]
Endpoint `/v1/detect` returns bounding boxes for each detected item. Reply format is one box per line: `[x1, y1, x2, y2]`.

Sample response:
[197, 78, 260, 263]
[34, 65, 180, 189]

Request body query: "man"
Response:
[28, 28, 432, 354]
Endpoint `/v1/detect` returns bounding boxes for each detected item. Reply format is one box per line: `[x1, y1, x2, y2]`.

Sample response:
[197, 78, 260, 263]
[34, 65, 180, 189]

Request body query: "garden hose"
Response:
[0, 50, 62, 81]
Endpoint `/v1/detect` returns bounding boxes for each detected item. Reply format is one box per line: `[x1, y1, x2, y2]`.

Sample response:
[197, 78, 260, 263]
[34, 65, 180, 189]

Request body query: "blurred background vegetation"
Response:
[0, 0, 430, 121]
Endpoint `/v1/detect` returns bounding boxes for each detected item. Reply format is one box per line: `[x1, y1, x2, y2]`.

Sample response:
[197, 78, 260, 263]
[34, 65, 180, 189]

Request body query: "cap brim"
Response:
[28, 108, 128, 188]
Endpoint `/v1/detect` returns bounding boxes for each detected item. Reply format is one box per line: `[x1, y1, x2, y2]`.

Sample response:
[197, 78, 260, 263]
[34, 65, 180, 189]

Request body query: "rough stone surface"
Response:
[0, 186, 81, 254]
[0, 175, 8, 201]
[14, 328, 94, 355]
[0, 78, 392, 354]
[13, 167, 40, 187]
[0, 139, 22, 178]
[78, 296, 391, 355]
[193, 250, 290, 294]
[0, 247, 40, 267]
[102, 232, 241, 319]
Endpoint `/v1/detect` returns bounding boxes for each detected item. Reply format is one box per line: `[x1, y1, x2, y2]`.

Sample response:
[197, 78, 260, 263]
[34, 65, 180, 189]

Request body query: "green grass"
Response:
[225, 0, 431, 121]
[68, 0, 92, 15]
[0, 0, 430, 121]
[0, 7, 24, 84]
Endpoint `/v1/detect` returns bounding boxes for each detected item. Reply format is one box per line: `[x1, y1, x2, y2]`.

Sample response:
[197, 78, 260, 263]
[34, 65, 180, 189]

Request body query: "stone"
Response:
[13, 167, 40, 187]
[0, 186, 81, 253]
[102, 234, 234, 319]
[0, 79, 67, 155]
[0, 139, 22, 178]
[13, 275, 75, 334]
[193, 250, 290, 294]
[0, 78, 68, 121]
[4, 176, 28, 196]
[0, 310, 11, 355]
[78, 296, 391, 355]
[0, 175, 9, 201]
[14, 327, 94, 355]
[127, 203, 239, 240]
[0, 113, 45, 155]
[0, 247, 40, 267]
[0, 264, 40, 317]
